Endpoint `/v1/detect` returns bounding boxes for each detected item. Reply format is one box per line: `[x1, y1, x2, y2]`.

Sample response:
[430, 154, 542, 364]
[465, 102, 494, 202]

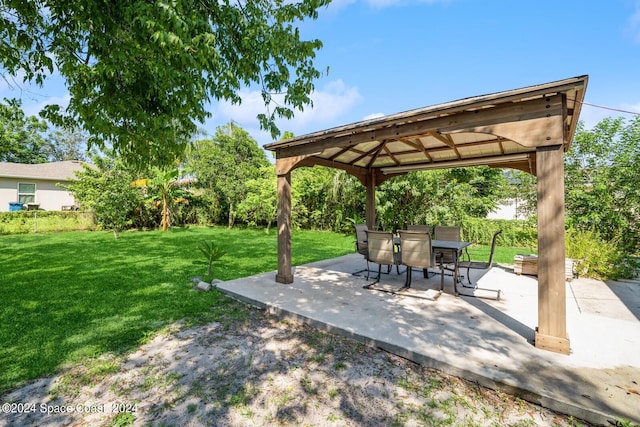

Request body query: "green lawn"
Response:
[0, 226, 353, 394]
[0, 226, 532, 395]
[466, 243, 537, 265]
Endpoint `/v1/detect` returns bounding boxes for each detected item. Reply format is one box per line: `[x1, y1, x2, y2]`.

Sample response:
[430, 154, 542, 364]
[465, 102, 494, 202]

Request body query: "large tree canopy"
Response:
[0, 98, 49, 163]
[1, 0, 329, 166]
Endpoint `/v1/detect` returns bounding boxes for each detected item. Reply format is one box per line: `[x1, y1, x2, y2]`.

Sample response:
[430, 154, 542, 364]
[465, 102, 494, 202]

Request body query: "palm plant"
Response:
[198, 240, 226, 281]
[132, 168, 193, 231]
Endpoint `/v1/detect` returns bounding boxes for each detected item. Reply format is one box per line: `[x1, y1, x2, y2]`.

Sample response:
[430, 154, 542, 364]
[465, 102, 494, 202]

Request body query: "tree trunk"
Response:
[227, 201, 234, 229]
[162, 194, 169, 232]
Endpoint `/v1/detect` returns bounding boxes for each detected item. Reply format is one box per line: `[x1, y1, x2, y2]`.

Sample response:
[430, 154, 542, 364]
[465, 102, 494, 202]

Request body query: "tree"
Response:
[236, 165, 277, 232]
[376, 167, 508, 232]
[0, 98, 49, 163]
[132, 167, 192, 232]
[65, 152, 144, 238]
[502, 170, 537, 219]
[1, 0, 329, 167]
[45, 127, 90, 162]
[565, 117, 640, 253]
[188, 125, 269, 228]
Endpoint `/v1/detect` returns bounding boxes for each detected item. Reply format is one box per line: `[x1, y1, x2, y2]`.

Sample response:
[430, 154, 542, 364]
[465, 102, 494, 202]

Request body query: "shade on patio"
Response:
[264, 75, 589, 355]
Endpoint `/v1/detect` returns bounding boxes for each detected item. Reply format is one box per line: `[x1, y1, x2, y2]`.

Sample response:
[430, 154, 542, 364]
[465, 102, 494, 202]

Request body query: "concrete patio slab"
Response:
[217, 254, 640, 426]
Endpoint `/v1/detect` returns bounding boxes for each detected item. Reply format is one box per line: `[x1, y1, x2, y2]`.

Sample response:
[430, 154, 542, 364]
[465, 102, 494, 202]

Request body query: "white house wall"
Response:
[0, 178, 77, 212]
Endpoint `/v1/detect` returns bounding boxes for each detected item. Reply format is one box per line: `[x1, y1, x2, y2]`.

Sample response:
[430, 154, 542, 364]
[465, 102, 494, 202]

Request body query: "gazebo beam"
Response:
[277, 96, 564, 158]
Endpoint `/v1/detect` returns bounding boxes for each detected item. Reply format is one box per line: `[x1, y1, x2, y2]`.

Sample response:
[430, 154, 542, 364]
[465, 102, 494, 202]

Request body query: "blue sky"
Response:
[2, 0, 640, 148]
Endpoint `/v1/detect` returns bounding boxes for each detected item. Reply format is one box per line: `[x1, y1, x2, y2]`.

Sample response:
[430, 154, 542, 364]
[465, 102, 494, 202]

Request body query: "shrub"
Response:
[565, 228, 639, 280]
[0, 211, 95, 235]
[459, 218, 537, 248]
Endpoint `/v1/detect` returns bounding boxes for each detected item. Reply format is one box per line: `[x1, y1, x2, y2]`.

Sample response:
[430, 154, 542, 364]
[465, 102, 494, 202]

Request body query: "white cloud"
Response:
[212, 79, 362, 139]
[325, 0, 451, 11]
[364, 0, 451, 9]
[579, 105, 611, 130]
[363, 112, 385, 120]
[23, 94, 71, 117]
[621, 101, 640, 113]
[325, 0, 357, 12]
[578, 101, 640, 130]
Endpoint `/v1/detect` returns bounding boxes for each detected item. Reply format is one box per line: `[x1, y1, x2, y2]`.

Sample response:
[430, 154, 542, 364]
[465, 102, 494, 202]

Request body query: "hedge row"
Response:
[0, 211, 95, 234]
[459, 218, 537, 248]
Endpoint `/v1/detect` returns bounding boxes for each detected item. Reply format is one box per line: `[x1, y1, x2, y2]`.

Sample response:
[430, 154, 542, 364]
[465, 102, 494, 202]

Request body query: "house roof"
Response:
[265, 75, 588, 180]
[0, 160, 87, 181]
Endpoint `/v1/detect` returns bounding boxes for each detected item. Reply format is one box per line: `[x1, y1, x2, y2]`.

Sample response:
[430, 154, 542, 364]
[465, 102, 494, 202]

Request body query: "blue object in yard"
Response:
[8, 202, 23, 211]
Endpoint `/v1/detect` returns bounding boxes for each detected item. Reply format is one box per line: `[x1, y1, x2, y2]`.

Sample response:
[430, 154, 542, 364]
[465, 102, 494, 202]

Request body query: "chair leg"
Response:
[395, 267, 412, 293]
[363, 264, 383, 289]
[353, 259, 375, 278]
[460, 266, 477, 289]
[455, 268, 501, 300]
[368, 264, 381, 282]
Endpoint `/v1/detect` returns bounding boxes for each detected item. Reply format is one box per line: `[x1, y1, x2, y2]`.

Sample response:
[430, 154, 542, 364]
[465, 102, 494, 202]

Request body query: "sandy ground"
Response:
[0, 308, 592, 427]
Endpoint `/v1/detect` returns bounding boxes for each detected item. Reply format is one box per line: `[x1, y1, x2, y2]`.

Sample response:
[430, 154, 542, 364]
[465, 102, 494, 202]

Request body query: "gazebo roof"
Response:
[265, 75, 588, 180]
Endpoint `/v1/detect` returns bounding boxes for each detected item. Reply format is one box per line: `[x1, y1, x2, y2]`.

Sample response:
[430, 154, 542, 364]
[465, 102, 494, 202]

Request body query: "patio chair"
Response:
[405, 224, 434, 277]
[433, 225, 460, 241]
[458, 230, 503, 286]
[434, 225, 461, 274]
[363, 230, 400, 287]
[352, 224, 371, 277]
[398, 230, 443, 291]
[406, 224, 431, 233]
[352, 224, 391, 279]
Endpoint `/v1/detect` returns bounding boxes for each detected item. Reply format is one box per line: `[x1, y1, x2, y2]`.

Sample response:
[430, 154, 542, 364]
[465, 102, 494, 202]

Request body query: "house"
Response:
[0, 160, 87, 212]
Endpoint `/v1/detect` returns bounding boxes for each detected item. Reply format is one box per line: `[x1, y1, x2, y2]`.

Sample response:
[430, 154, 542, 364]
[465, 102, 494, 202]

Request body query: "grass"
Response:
[465, 244, 537, 265]
[0, 226, 353, 394]
[0, 226, 531, 396]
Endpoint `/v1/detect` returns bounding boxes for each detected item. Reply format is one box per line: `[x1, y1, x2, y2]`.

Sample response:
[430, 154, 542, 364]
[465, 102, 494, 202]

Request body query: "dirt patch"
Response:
[0, 308, 591, 426]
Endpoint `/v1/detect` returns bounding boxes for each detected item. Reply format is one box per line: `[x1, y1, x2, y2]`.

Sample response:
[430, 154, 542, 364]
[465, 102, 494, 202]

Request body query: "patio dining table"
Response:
[394, 236, 471, 294]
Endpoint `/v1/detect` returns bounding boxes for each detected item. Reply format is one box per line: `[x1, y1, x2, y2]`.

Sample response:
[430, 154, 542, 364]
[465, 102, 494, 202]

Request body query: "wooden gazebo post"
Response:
[535, 144, 569, 354]
[275, 171, 293, 284]
[274, 157, 299, 284]
[365, 171, 376, 230]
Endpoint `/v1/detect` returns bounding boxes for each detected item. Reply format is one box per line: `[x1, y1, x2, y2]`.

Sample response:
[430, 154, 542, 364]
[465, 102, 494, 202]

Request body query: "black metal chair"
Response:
[457, 230, 503, 299]
[352, 224, 372, 278]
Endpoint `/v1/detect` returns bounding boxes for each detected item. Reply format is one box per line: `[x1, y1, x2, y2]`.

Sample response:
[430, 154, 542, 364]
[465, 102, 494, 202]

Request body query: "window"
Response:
[18, 183, 36, 204]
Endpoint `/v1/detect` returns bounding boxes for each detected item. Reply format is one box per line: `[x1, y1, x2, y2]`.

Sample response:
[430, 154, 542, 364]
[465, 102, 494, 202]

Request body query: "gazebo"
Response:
[264, 75, 588, 355]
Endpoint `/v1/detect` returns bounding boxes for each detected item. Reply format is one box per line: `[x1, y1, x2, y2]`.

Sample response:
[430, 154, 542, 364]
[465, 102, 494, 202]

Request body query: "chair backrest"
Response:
[398, 230, 435, 269]
[365, 230, 396, 266]
[354, 224, 368, 255]
[434, 225, 461, 241]
[407, 224, 431, 233]
[486, 230, 503, 265]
